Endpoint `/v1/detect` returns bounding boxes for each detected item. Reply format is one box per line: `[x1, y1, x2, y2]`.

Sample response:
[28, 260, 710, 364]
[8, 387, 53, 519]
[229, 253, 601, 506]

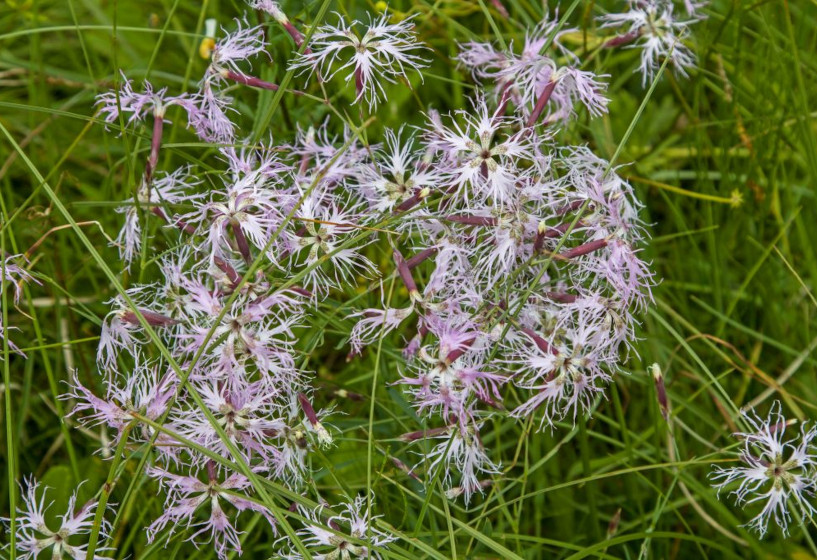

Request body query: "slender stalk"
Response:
[86, 424, 133, 558]
[2, 229, 16, 560]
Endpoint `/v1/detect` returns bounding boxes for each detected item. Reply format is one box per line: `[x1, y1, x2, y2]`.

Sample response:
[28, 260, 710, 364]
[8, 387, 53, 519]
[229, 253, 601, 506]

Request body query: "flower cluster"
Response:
[4, 1, 718, 558]
[710, 401, 817, 538]
[349, 91, 653, 502]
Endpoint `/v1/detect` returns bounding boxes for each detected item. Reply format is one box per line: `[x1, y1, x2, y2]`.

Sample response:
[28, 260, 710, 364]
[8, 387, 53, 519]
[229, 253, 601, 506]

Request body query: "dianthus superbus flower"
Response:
[282, 495, 396, 559]
[202, 19, 268, 86]
[114, 166, 201, 267]
[424, 94, 535, 207]
[290, 12, 429, 109]
[422, 422, 500, 504]
[600, 0, 698, 85]
[65, 361, 177, 447]
[147, 463, 275, 560]
[710, 401, 817, 537]
[457, 17, 609, 122]
[2, 476, 112, 560]
[96, 72, 196, 126]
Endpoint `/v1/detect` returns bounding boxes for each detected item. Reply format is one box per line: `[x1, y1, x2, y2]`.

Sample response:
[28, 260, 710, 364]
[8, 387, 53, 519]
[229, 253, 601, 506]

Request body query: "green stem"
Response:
[2, 224, 16, 560]
[86, 423, 133, 558]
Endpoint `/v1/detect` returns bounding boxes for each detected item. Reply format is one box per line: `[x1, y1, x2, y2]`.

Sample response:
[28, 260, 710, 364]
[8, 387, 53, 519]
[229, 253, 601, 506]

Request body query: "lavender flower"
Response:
[147, 463, 275, 559]
[202, 19, 268, 86]
[710, 401, 817, 537]
[65, 361, 177, 447]
[188, 84, 237, 144]
[424, 423, 500, 504]
[282, 495, 396, 559]
[398, 314, 503, 425]
[1, 254, 40, 304]
[169, 377, 285, 465]
[249, 1, 307, 47]
[509, 319, 613, 428]
[600, 0, 698, 85]
[287, 187, 377, 295]
[96, 72, 195, 125]
[180, 147, 291, 265]
[114, 166, 201, 268]
[457, 17, 609, 122]
[0, 254, 39, 358]
[358, 127, 443, 212]
[424, 94, 535, 207]
[290, 12, 429, 109]
[2, 477, 112, 560]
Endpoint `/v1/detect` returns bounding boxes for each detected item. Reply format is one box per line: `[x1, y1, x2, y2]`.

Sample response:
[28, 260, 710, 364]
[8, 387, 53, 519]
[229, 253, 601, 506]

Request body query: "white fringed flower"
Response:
[710, 401, 817, 537]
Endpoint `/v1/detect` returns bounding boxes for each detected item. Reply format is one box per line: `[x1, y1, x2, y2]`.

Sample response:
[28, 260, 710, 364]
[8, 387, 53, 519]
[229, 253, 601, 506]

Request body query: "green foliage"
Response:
[1, 0, 816, 558]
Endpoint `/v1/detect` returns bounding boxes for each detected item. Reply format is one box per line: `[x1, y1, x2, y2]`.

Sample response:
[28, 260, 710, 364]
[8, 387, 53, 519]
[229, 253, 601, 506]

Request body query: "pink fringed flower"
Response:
[2, 476, 112, 560]
[96, 72, 196, 125]
[600, 0, 698, 85]
[710, 402, 817, 537]
[147, 463, 275, 560]
[282, 494, 396, 559]
[290, 12, 429, 109]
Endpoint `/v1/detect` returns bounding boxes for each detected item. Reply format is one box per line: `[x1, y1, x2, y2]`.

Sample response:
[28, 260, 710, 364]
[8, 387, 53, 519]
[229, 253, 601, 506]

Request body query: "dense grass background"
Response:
[1, 0, 816, 558]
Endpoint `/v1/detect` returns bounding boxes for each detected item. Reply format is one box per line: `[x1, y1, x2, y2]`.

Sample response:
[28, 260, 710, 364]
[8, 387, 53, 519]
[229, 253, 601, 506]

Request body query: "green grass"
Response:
[1, 0, 817, 558]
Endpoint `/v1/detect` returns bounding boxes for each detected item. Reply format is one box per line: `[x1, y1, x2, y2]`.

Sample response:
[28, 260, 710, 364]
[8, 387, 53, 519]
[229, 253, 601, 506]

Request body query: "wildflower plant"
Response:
[710, 402, 817, 538]
[4, 0, 817, 558]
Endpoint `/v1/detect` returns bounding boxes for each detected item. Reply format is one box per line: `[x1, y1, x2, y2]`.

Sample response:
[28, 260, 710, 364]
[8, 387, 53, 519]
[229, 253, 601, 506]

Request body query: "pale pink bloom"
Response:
[711, 401, 817, 537]
[424, 94, 535, 207]
[358, 127, 445, 212]
[574, 237, 655, 311]
[510, 320, 612, 428]
[290, 13, 429, 109]
[600, 0, 698, 85]
[177, 292, 302, 386]
[65, 362, 177, 445]
[287, 187, 377, 295]
[424, 238, 475, 296]
[266, 394, 334, 485]
[282, 494, 396, 559]
[287, 121, 370, 184]
[424, 423, 500, 504]
[1, 254, 40, 304]
[457, 19, 608, 121]
[249, 1, 307, 47]
[114, 166, 201, 267]
[205, 19, 268, 85]
[96, 71, 196, 125]
[155, 247, 222, 320]
[97, 302, 145, 368]
[169, 377, 285, 465]
[147, 464, 274, 559]
[466, 208, 539, 288]
[398, 315, 503, 424]
[180, 161, 290, 264]
[2, 476, 112, 560]
[348, 304, 414, 353]
[0, 323, 26, 358]
[683, 0, 709, 17]
[222, 143, 291, 184]
[188, 84, 237, 143]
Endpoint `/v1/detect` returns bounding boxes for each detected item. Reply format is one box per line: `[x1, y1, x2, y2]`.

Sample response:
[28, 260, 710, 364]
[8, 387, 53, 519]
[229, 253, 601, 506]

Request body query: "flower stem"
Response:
[525, 80, 557, 127]
[86, 423, 133, 559]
